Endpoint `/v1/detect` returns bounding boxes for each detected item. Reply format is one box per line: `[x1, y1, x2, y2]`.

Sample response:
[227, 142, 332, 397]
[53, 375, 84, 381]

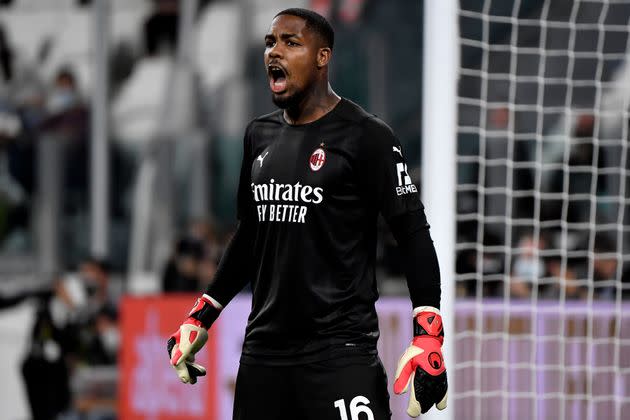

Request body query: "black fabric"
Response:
[161, 260, 200, 292]
[206, 98, 440, 365]
[21, 297, 76, 420]
[21, 356, 71, 420]
[387, 210, 441, 310]
[0, 289, 52, 310]
[233, 355, 391, 420]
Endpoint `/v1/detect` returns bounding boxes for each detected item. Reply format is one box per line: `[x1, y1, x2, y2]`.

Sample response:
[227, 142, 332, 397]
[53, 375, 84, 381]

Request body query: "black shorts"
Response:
[233, 356, 392, 420]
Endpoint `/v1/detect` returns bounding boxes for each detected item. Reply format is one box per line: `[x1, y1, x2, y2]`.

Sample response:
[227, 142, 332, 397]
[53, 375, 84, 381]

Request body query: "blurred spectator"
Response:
[112, 27, 173, 157]
[0, 58, 43, 252]
[41, 67, 90, 215]
[0, 23, 13, 84]
[197, 256, 217, 290]
[0, 98, 31, 251]
[566, 114, 598, 224]
[21, 274, 84, 420]
[45, 68, 84, 117]
[543, 114, 614, 225]
[82, 305, 119, 365]
[455, 229, 504, 297]
[0, 286, 52, 310]
[65, 258, 119, 419]
[143, 0, 179, 57]
[77, 257, 117, 319]
[162, 219, 224, 292]
[187, 218, 214, 245]
[162, 236, 205, 292]
[593, 235, 619, 300]
[455, 247, 504, 298]
[14, 81, 47, 136]
[510, 234, 546, 298]
[74, 257, 119, 363]
[540, 255, 584, 300]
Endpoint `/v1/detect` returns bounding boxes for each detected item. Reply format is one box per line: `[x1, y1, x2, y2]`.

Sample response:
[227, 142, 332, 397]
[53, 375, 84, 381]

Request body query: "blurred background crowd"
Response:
[0, 0, 628, 419]
[456, 0, 630, 302]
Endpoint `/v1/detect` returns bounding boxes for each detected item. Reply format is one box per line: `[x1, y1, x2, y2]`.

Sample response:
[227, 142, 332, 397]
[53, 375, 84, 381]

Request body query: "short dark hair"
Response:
[275, 8, 334, 50]
[55, 67, 76, 86]
[176, 237, 204, 260]
[83, 256, 112, 275]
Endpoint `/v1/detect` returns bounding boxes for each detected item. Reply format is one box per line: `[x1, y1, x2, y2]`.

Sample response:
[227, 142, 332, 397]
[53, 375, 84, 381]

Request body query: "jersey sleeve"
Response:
[388, 210, 441, 309]
[358, 116, 423, 219]
[358, 117, 441, 310]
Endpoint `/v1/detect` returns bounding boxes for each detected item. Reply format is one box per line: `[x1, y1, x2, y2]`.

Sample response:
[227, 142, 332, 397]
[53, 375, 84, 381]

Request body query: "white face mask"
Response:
[49, 275, 88, 327]
[513, 257, 543, 281]
[49, 296, 71, 327]
[47, 88, 78, 114]
[100, 327, 120, 355]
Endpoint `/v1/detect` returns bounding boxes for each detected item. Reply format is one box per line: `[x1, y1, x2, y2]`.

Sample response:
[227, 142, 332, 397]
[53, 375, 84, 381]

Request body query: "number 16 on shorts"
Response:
[334, 396, 375, 420]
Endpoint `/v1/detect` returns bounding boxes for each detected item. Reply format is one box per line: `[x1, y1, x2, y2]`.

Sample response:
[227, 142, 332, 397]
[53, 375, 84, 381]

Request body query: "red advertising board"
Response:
[118, 295, 217, 420]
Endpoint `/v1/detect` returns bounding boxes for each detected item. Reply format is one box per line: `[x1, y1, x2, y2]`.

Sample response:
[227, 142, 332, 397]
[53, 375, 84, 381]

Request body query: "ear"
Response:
[317, 47, 332, 68]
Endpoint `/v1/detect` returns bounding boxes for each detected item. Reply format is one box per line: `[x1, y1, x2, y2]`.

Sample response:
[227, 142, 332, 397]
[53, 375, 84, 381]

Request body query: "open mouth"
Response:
[268, 64, 288, 93]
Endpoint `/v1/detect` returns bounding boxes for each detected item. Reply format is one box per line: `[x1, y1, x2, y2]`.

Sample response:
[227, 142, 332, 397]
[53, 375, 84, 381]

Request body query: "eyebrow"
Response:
[265, 32, 301, 40]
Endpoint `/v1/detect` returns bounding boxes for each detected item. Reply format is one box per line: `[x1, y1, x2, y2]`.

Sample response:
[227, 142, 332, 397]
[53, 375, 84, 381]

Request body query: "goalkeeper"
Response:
[167, 7, 447, 419]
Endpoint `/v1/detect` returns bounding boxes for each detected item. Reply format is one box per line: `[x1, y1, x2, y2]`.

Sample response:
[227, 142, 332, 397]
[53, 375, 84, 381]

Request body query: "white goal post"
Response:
[422, 1, 458, 420]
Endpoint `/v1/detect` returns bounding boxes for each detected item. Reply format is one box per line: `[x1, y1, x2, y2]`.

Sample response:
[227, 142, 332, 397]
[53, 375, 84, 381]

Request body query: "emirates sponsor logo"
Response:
[251, 179, 324, 224]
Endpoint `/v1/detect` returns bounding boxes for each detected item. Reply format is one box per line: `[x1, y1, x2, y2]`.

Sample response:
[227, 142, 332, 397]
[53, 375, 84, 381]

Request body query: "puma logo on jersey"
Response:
[393, 146, 403, 158]
[257, 152, 269, 167]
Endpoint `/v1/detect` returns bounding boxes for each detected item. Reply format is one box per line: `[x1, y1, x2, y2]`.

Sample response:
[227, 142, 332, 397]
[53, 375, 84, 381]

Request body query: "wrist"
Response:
[413, 306, 444, 338]
[412, 334, 443, 348]
[188, 294, 223, 329]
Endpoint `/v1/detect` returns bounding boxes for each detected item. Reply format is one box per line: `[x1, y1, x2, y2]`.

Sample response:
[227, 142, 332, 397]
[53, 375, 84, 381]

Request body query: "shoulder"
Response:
[337, 98, 396, 139]
[241, 110, 283, 149]
[241, 110, 283, 156]
[361, 114, 396, 139]
[357, 116, 399, 159]
[335, 98, 376, 125]
[348, 115, 400, 171]
[248, 109, 284, 132]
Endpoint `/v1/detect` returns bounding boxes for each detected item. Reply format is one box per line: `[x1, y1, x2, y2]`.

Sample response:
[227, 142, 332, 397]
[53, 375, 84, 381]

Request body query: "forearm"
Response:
[204, 218, 255, 307]
[387, 209, 441, 310]
[392, 212, 448, 417]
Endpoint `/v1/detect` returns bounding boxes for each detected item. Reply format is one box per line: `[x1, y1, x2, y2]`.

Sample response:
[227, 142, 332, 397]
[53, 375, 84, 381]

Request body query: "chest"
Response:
[250, 124, 358, 192]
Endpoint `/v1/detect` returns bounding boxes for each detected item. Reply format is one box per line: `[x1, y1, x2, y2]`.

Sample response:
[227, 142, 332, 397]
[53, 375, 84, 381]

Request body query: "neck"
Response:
[283, 82, 341, 125]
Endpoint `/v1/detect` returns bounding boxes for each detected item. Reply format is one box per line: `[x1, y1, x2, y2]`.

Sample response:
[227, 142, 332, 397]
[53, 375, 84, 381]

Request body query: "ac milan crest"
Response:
[309, 147, 326, 171]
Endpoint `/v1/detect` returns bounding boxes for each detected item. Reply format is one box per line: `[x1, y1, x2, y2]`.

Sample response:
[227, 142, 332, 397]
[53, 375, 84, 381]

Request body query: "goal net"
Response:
[452, 1, 630, 419]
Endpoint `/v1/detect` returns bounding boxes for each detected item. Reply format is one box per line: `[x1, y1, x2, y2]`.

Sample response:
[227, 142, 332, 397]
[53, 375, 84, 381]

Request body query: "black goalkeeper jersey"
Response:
[209, 98, 426, 365]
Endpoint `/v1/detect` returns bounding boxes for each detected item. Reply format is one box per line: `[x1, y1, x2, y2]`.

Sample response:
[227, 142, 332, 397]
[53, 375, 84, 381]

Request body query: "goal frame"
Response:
[422, 1, 458, 419]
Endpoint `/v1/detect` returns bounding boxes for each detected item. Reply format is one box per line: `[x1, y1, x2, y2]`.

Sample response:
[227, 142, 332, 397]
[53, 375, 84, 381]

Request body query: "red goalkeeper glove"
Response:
[394, 306, 448, 417]
[166, 294, 222, 384]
